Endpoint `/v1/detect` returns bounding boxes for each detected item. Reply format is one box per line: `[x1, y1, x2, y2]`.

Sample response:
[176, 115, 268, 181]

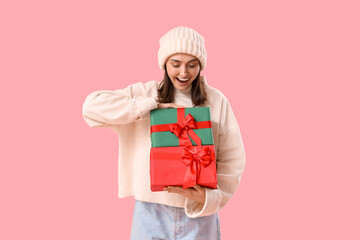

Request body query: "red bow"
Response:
[168, 114, 200, 147]
[181, 146, 212, 189]
[169, 114, 197, 146]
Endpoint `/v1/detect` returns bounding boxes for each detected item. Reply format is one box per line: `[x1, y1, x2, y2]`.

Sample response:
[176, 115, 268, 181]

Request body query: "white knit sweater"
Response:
[82, 76, 246, 218]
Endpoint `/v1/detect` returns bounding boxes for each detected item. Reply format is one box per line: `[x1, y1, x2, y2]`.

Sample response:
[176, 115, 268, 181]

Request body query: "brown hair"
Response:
[157, 64, 207, 106]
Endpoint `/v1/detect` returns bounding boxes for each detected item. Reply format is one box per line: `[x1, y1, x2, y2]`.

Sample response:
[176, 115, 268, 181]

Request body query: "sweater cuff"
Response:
[184, 188, 223, 218]
[134, 96, 158, 119]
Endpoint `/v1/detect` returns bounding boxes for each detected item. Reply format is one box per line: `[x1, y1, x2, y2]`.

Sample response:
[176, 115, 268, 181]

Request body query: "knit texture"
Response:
[158, 26, 207, 71]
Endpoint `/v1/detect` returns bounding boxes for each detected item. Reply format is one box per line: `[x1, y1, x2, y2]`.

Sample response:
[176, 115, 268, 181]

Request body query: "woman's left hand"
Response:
[164, 184, 206, 204]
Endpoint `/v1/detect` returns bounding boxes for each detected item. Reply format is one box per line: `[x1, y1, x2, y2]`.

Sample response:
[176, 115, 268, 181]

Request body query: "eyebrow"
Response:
[170, 58, 198, 63]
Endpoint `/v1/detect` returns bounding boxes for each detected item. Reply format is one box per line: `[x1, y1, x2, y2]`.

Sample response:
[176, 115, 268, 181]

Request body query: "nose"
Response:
[180, 65, 188, 76]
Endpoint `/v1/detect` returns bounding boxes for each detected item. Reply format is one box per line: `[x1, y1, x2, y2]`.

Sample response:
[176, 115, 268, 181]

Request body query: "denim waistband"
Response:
[130, 200, 221, 240]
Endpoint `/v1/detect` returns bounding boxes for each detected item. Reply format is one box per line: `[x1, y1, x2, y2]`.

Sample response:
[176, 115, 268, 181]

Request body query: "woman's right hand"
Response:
[157, 103, 185, 109]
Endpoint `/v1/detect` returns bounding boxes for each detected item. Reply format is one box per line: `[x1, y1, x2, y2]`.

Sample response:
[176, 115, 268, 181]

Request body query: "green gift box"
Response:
[150, 107, 214, 148]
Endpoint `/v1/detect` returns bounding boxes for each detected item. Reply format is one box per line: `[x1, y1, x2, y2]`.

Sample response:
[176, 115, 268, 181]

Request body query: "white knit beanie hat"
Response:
[158, 26, 207, 71]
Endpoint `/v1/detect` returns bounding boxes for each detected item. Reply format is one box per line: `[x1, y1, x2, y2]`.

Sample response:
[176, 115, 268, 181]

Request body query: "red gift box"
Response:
[150, 145, 217, 191]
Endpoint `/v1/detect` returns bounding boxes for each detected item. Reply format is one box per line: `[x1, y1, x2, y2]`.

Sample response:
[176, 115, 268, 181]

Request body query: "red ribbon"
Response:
[168, 113, 202, 147]
[181, 146, 212, 189]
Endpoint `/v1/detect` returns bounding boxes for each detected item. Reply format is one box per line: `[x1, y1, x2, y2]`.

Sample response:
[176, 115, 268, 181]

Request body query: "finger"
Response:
[166, 188, 182, 193]
[165, 186, 183, 192]
[170, 187, 186, 193]
[166, 186, 183, 190]
[166, 188, 186, 196]
[172, 104, 185, 108]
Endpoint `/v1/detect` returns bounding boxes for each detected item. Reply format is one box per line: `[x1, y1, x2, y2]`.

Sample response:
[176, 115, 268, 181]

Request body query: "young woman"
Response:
[82, 26, 246, 240]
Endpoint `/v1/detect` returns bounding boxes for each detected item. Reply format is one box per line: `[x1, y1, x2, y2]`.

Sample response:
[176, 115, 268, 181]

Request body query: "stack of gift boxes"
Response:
[150, 107, 217, 191]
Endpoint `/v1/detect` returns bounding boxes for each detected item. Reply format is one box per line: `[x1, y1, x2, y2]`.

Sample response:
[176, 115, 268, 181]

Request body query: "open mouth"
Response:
[176, 77, 190, 86]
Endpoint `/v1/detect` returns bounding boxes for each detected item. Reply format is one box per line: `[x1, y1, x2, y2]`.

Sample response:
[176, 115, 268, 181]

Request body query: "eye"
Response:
[172, 64, 197, 68]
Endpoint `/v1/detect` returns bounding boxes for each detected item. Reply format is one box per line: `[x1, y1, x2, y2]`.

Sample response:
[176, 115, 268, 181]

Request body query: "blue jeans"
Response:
[130, 200, 221, 240]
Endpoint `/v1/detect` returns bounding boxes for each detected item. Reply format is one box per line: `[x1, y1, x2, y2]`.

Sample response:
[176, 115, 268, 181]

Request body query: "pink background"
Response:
[1, 0, 359, 239]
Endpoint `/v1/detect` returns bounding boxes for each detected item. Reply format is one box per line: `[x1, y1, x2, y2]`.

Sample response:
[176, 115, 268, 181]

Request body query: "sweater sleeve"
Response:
[185, 99, 246, 218]
[82, 82, 158, 128]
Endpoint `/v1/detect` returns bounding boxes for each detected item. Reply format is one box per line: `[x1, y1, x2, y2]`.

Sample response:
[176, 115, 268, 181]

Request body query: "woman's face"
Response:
[165, 53, 201, 91]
